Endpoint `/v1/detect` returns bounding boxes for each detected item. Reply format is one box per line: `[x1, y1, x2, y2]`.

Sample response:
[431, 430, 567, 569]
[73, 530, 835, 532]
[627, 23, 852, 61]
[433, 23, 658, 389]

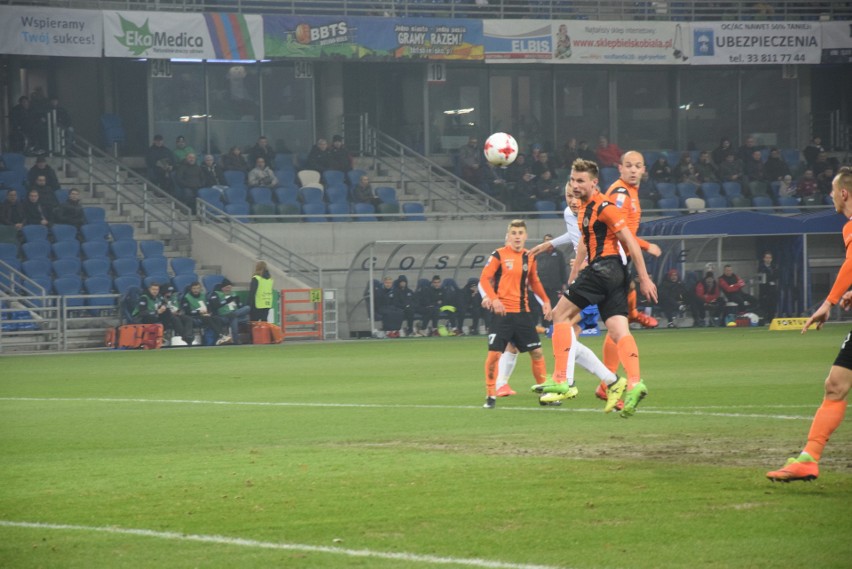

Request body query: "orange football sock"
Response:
[531, 356, 547, 385]
[551, 322, 573, 383]
[603, 333, 619, 373]
[485, 351, 501, 397]
[617, 334, 641, 388]
[627, 288, 638, 319]
[803, 398, 848, 461]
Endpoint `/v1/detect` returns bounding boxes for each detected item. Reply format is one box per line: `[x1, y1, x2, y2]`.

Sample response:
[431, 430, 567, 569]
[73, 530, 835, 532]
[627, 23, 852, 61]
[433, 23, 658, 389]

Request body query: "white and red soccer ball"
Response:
[483, 132, 518, 167]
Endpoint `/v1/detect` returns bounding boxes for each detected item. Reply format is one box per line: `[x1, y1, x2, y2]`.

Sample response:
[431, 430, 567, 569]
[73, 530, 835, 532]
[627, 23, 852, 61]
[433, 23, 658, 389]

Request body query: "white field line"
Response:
[0, 520, 565, 569]
[0, 397, 812, 420]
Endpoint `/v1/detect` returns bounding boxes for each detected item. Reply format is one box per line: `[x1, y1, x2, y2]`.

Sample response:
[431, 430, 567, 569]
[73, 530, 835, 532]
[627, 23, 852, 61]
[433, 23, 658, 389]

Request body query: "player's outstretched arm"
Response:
[528, 241, 553, 257]
[802, 300, 831, 334]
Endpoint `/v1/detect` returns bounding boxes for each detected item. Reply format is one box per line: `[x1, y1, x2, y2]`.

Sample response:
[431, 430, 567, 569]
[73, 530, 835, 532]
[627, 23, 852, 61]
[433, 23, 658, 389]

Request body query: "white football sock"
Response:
[496, 350, 519, 388]
[565, 326, 578, 386]
[575, 341, 618, 385]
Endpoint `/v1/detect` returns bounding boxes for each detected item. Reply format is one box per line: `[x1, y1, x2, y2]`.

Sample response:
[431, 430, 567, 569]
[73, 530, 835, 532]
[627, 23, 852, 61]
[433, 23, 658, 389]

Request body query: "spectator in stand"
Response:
[638, 171, 661, 203]
[207, 278, 251, 345]
[458, 135, 483, 187]
[649, 156, 674, 184]
[576, 140, 596, 161]
[534, 233, 567, 326]
[559, 138, 580, 169]
[222, 146, 249, 173]
[719, 153, 745, 192]
[394, 275, 418, 337]
[249, 260, 274, 322]
[480, 161, 508, 199]
[778, 174, 796, 198]
[200, 154, 228, 194]
[375, 275, 403, 337]
[658, 269, 695, 328]
[743, 149, 766, 183]
[757, 251, 779, 323]
[46, 96, 74, 148]
[816, 167, 836, 197]
[673, 152, 701, 184]
[719, 264, 757, 312]
[813, 152, 834, 177]
[712, 137, 734, 165]
[9, 96, 39, 153]
[181, 281, 231, 345]
[22, 189, 51, 227]
[0, 189, 25, 231]
[303, 138, 330, 173]
[172, 135, 195, 164]
[803, 136, 825, 170]
[795, 169, 820, 202]
[327, 134, 352, 173]
[174, 153, 206, 209]
[145, 134, 175, 192]
[27, 156, 60, 193]
[763, 147, 790, 183]
[248, 136, 276, 170]
[695, 271, 724, 326]
[737, 135, 760, 164]
[30, 174, 59, 213]
[247, 157, 278, 189]
[532, 169, 562, 207]
[531, 150, 557, 178]
[53, 188, 85, 228]
[695, 150, 720, 184]
[595, 135, 623, 168]
[351, 174, 380, 208]
[459, 277, 486, 335]
[505, 153, 536, 211]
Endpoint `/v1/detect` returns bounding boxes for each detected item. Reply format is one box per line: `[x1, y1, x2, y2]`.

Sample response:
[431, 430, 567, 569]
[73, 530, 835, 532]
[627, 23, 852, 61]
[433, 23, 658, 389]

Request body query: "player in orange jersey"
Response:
[550, 159, 657, 417]
[595, 151, 663, 403]
[479, 219, 551, 409]
[767, 166, 852, 482]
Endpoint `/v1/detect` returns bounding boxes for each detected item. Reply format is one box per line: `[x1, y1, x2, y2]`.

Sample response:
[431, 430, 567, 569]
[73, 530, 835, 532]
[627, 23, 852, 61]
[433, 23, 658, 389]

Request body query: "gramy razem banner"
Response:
[104, 10, 264, 60]
[0, 6, 102, 57]
[690, 21, 820, 65]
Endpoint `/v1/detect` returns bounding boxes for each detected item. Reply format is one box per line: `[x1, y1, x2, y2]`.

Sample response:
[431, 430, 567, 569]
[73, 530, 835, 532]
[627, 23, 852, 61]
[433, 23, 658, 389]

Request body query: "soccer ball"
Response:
[483, 132, 519, 167]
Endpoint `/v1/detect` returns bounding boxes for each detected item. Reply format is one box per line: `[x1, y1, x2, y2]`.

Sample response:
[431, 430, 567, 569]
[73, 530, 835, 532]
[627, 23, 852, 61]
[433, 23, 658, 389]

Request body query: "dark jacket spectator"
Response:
[803, 137, 824, 169]
[743, 150, 765, 182]
[175, 153, 206, 193]
[711, 137, 733, 165]
[53, 188, 85, 227]
[326, 135, 352, 172]
[0, 189, 25, 229]
[763, 148, 790, 182]
[650, 157, 673, 183]
[695, 151, 719, 184]
[22, 189, 51, 226]
[222, 146, 249, 172]
[26, 157, 60, 193]
[145, 134, 175, 189]
[200, 154, 227, 187]
[303, 138, 331, 172]
[248, 136, 276, 170]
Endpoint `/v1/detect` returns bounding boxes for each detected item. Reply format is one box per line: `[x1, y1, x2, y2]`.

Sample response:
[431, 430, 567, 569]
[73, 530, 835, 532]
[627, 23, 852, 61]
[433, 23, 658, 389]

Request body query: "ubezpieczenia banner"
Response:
[691, 21, 820, 64]
[104, 11, 264, 60]
[0, 6, 102, 57]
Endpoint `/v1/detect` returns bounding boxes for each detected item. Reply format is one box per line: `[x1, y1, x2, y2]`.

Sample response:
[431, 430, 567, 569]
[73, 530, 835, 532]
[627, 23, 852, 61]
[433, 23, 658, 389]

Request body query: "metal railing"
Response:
[62, 135, 194, 243]
[366, 127, 506, 214]
[3, 0, 850, 21]
[196, 200, 323, 287]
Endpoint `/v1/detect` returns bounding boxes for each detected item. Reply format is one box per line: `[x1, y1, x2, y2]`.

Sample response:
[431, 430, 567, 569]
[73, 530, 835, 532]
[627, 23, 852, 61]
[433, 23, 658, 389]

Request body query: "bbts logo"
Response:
[294, 21, 348, 44]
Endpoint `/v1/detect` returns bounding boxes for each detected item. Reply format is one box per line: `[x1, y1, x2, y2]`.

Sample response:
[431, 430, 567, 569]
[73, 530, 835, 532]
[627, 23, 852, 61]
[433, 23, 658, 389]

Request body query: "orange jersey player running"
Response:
[767, 166, 852, 482]
[479, 219, 551, 409]
[598, 150, 662, 405]
[551, 158, 657, 417]
[606, 150, 662, 329]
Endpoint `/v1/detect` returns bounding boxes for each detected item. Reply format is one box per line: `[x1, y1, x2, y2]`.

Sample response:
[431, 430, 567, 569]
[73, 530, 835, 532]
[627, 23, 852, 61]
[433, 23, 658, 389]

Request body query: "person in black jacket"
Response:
[393, 275, 419, 337]
[53, 188, 85, 228]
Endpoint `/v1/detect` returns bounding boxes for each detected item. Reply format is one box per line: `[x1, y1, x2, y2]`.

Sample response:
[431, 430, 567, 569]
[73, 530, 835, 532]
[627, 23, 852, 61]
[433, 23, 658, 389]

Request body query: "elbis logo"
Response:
[114, 14, 204, 56]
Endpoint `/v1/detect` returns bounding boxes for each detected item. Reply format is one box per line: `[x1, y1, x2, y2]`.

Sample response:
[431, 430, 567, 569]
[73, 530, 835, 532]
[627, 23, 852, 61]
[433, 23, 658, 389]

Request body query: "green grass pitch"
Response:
[1, 327, 851, 568]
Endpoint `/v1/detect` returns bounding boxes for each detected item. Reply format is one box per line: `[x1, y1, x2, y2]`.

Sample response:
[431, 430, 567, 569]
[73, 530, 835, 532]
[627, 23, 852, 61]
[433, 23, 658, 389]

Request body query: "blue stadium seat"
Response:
[110, 239, 138, 260]
[198, 187, 224, 210]
[322, 170, 346, 187]
[656, 183, 677, 199]
[0, 242, 18, 259]
[700, 183, 721, 199]
[722, 182, 742, 198]
[299, 185, 324, 205]
[402, 202, 426, 221]
[353, 202, 377, 221]
[81, 240, 109, 259]
[114, 275, 142, 295]
[224, 202, 250, 222]
[328, 202, 352, 221]
[84, 275, 113, 295]
[22, 258, 51, 278]
[52, 257, 81, 278]
[325, 184, 349, 205]
[223, 170, 247, 189]
[777, 196, 800, 214]
[139, 240, 165, 258]
[535, 200, 560, 219]
[80, 222, 111, 242]
[24, 275, 53, 297]
[202, 274, 225, 293]
[302, 202, 328, 222]
[143, 275, 168, 288]
[52, 239, 80, 260]
[275, 186, 299, 204]
[170, 257, 196, 276]
[54, 276, 85, 307]
[83, 206, 106, 224]
[656, 197, 681, 215]
[1, 153, 26, 171]
[112, 257, 140, 277]
[706, 196, 729, 209]
[50, 224, 78, 242]
[110, 223, 135, 241]
[141, 256, 168, 277]
[172, 274, 196, 293]
[225, 186, 248, 204]
[21, 225, 48, 243]
[54, 188, 69, 204]
[375, 186, 398, 204]
[752, 195, 774, 211]
[22, 239, 51, 260]
[676, 182, 698, 201]
[347, 169, 367, 187]
[250, 186, 274, 205]
[83, 257, 111, 277]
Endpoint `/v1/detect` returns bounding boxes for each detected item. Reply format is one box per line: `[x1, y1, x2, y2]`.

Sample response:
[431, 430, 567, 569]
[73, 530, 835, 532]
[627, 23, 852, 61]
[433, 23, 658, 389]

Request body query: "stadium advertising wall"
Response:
[820, 21, 852, 63]
[690, 21, 821, 65]
[0, 6, 102, 57]
[103, 11, 264, 60]
[263, 16, 483, 60]
[482, 20, 552, 61]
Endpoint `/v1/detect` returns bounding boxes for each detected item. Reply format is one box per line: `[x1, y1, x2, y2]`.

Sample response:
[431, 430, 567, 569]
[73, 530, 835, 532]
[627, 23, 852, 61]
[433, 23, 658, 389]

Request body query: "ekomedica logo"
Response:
[114, 14, 204, 56]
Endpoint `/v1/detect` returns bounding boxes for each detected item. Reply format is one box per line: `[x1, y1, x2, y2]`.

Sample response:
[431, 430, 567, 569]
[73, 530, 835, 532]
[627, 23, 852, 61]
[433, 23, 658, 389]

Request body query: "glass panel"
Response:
[261, 63, 314, 156]
[207, 62, 260, 155]
[741, 69, 796, 149]
[427, 66, 488, 154]
[678, 68, 739, 152]
[616, 69, 675, 150]
[554, 68, 609, 160]
[489, 69, 554, 155]
[151, 63, 206, 153]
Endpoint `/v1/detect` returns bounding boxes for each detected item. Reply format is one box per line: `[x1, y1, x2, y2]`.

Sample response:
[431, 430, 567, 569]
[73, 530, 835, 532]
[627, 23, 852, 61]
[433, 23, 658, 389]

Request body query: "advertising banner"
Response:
[483, 20, 552, 61]
[264, 16, 483, 60]
[690, 21, 820, 65]
[820, 21, 852, 64]
[0, 6, 102, 57]
[552, 21, 690, 64]
[104, 11, 264, 60]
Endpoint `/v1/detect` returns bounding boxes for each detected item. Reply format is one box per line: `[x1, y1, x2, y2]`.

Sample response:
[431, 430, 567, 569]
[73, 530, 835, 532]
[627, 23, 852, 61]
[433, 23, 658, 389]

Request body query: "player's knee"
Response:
[529, 348, 544, 361]
[824, 367, 852, 400]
